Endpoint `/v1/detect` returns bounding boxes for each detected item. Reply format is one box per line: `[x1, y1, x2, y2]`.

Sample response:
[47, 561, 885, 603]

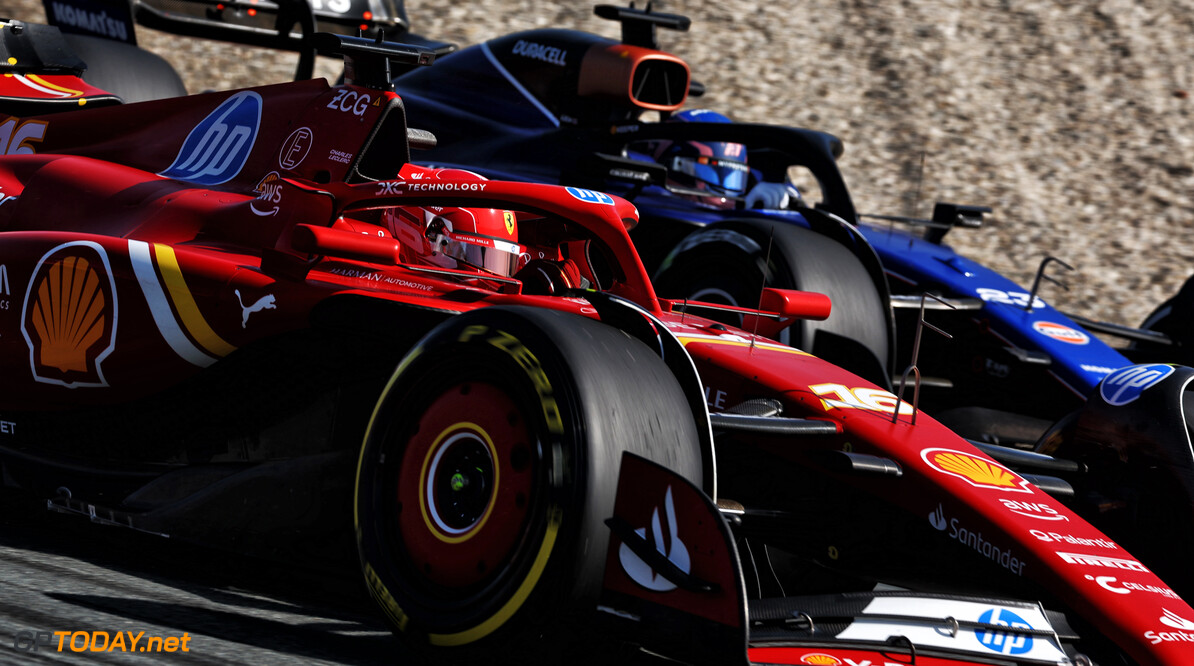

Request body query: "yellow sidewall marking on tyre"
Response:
[478, 327, 564, 434]
[356, 324, 565, 645]
[363, 562, 409, 632]
[355, 346, 423, 530]
[418, 423, 500, 544]
[428, 505, 562, 646]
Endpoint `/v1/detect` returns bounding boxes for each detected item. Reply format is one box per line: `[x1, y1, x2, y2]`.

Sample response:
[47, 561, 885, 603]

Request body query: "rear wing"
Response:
[38, 0, 453, 81]
[45, 0, 408, 42]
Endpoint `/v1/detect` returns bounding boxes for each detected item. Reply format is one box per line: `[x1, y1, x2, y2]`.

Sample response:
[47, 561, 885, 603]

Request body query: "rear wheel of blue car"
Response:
[654, 220, 893, 388]
[355, 306, 702, 661]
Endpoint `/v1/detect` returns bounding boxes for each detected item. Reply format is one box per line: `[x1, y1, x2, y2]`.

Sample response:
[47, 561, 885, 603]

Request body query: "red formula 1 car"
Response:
[0, 17, 1192, 666]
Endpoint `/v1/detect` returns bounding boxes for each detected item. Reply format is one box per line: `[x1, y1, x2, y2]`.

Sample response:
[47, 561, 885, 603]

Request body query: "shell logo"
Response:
[20, 241, 118, 388]
[921, 448, 1032, 493]
[800, 654, 841, 665]
[1033, 320, 1090, 345]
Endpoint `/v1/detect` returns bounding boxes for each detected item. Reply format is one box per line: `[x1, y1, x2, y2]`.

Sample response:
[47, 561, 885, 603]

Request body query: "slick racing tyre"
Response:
[355, 306, 702, 661]
[654, 220, 891, 388]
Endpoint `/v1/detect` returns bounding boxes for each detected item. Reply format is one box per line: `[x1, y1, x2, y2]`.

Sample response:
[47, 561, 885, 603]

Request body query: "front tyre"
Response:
[355, 306, 702, 660]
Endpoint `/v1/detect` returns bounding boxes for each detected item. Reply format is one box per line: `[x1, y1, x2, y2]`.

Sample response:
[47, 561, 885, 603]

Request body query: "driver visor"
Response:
[671, 154, 750, 195]
[436, 229, 525, 277]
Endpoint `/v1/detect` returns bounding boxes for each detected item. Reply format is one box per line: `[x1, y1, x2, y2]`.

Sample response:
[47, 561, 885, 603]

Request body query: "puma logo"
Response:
[235, 290, 276, 328]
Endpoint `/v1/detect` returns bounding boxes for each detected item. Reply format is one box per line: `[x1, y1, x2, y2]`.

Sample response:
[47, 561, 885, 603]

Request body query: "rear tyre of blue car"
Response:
[354, 306, 703, 662]
[654, 221, 893, 388]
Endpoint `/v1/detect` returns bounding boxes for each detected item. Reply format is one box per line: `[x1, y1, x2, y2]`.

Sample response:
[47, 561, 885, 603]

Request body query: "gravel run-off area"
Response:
[7, 0, 1194, 330]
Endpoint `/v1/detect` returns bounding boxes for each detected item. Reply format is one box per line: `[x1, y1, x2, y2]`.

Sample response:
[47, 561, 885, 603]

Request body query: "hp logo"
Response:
[160, 91, 262, 185]
[975, 608, 1033, 655]
[1099, 363, 1174, 406]
[565, 187, 615, 206]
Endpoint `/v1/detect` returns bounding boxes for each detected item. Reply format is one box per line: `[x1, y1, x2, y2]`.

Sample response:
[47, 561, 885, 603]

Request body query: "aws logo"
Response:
[160, 91, 262, 185]
[250, 171, 282, 217]
[20, 242, 117, 388]
[1001, 499, 1068, 522]
[921, 448, 1032, 493]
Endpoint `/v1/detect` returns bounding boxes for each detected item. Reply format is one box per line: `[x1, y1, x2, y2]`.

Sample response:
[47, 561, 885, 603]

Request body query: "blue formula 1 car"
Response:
[370, 8, 1175, 409]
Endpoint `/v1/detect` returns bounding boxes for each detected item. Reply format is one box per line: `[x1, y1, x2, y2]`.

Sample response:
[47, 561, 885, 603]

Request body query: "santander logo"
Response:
[929, 503, 948, 531]
[1160, 609, 1194, 631]
[618, 486, 691, 592]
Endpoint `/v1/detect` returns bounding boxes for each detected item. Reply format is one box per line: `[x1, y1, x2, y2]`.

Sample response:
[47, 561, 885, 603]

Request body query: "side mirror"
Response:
[743, 288, 832, 341]
[925, 202, 990, 244]
[292, 223, 401, 264]
[760, 287, 832, 321]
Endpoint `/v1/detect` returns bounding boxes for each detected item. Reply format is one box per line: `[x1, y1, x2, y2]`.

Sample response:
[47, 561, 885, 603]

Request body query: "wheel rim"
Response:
[426, 429, 496, 536]
[396, 381, 536, 589]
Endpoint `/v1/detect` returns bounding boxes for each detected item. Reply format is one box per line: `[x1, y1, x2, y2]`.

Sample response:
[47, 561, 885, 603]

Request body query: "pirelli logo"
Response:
[1057, 552, 1148, 572]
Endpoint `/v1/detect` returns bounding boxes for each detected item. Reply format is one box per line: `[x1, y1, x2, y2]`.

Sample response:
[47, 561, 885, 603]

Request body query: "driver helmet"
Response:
[386, 205, 524, 277]
[654, 109, 749, 210]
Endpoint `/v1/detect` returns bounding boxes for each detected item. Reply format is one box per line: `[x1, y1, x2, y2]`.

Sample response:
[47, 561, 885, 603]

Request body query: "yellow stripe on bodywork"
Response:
[25, 73, 83, 98]
[675, 334, 811, 356]
[154, 244, 237, 357]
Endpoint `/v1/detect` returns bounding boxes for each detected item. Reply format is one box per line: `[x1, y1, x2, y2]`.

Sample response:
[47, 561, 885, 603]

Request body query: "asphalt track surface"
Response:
[0, 494, 676, 666]
[0, 492, 404, 665]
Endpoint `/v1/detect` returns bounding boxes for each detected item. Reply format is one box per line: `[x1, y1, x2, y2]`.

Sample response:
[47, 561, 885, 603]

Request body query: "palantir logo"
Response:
[1099, 364, 1174, 406]
[975, 608, 1033, 655]
[160, 91, 262, 185]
